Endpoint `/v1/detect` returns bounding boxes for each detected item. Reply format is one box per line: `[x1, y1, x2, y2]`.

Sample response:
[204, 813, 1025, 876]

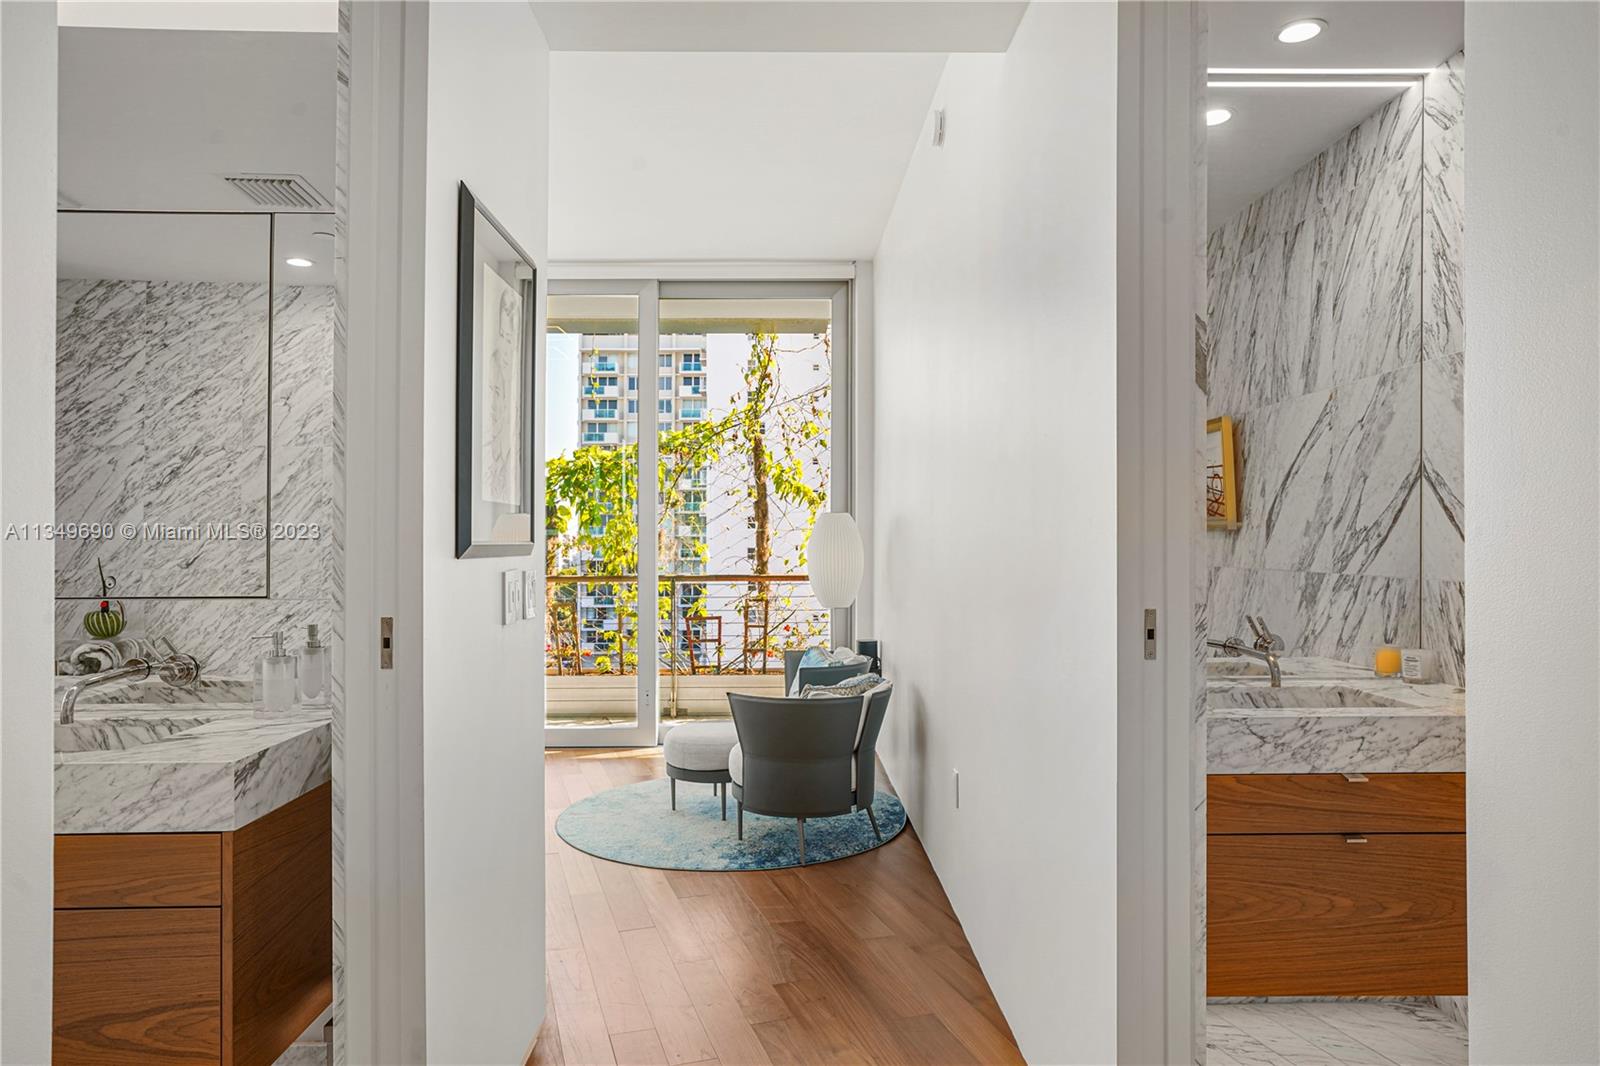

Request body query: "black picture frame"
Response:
[456, 182, 538, 559]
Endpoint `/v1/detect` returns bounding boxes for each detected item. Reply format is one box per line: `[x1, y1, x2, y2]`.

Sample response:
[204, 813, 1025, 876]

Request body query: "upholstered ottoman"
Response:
[662, 721, 737, 819]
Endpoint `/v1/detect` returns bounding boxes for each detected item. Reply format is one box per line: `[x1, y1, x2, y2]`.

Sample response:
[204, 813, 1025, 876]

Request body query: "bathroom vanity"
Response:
[52, 681, 332, 1066]
[1204, 660, 1466, 998]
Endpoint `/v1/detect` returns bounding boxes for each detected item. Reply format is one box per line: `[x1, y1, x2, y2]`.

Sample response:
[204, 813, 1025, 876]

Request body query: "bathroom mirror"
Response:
[56, 211, 273, 598]
[55, 210, 337, 604]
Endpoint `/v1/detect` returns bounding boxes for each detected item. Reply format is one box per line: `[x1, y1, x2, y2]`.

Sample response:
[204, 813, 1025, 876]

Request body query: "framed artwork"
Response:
[457, 182, 537, 558]
[1205, 415, 1242, 531]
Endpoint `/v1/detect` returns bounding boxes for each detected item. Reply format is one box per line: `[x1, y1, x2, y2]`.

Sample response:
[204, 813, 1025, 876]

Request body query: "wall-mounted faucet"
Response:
[59, 652, 201, 724]
[1207, 636, 1282, 687]
[1246, 615, 1285, 653]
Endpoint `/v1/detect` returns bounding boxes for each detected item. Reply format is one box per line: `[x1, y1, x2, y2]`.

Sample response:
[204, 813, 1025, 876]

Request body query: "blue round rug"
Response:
[556, 778, 907, 871]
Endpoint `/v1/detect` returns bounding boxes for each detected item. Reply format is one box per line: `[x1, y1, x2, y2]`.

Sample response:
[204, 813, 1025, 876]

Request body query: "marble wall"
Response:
[1203, 53, 1465, 686]
[56, 279, 270, 597]
[54, 281, 338, 676]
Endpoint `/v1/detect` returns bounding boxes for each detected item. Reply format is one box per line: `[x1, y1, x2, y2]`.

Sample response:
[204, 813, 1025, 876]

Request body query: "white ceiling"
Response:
[548, 51, 947, 260]
[531, 1, 1025, 52]
[59, 212, 334, 286]
[1206, 1, 1463, 227]
[59, 27, 335, 212]
[58, 27, 335, 282]
[1209, 2, 1463, 69]
[58, 1, 336, 34]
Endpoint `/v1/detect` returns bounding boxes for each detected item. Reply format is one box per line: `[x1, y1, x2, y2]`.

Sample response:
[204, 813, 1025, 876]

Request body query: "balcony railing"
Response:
[545, 572, 828, 724]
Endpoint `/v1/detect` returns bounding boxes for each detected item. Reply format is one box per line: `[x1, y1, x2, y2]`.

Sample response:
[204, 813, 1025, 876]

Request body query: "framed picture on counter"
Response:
[456, 182, 537, 558]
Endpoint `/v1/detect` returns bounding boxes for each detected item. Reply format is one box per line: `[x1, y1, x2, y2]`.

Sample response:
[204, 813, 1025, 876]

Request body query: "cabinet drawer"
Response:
[1208, 773, 1464, 834]
[54, 908, 222, 1064]
[1208, 833, 1466, 997]
[56, 833, 222, 908]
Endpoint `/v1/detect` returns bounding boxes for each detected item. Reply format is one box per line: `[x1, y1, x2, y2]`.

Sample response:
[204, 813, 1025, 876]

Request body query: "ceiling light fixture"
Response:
[1207, 80, 1416, 89]
[1206, 108, 1233, 127]
[1277, 18, 1326, 44]
[1209, 67, 1434, 76]
[285, 257, 314, 268]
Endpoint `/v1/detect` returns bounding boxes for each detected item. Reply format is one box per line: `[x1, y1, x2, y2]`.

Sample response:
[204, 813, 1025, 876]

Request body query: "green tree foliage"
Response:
[546, 333, 830, 674]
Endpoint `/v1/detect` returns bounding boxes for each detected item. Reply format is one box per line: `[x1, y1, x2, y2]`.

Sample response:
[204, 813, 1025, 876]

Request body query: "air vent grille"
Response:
[223, 173, 331, 210]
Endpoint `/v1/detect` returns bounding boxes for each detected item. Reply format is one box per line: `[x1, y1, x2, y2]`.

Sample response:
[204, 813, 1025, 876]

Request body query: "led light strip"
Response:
[1209, 80, 1419, 88]
[1208, 67, 1436, 76]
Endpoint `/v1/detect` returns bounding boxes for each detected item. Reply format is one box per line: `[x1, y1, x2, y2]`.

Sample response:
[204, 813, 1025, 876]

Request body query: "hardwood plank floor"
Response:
[532, 748, 1025, 1066]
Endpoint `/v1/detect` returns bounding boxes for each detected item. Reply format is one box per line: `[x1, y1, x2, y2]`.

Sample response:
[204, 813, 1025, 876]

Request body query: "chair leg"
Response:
[670, 777, 676, 811]
[720, 782, 727, 821]
[737, 800, 744, 840]
[797, 817, 807, 865]
[865, 804, 883, 842]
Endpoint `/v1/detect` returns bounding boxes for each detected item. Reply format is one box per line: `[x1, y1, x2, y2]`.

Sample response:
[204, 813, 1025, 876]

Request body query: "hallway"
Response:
[533, 748, 1025, 1065]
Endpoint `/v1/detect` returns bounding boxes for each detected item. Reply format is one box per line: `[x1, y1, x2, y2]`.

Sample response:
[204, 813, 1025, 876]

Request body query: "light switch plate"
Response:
[503, 570, 523, 625]
[522, 570, 538, 620]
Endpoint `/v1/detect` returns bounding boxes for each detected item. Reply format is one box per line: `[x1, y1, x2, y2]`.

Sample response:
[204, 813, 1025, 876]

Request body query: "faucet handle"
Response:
[1248, 615, 1285, 652]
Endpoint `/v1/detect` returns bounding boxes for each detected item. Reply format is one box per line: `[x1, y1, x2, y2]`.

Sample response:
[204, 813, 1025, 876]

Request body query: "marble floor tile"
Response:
[1206, 1001, 1465, 1066]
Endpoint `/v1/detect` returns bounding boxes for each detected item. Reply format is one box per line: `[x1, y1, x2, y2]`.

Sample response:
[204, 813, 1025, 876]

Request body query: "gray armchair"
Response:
[781, 648, 870, 695]
[726, 686, 892, 864]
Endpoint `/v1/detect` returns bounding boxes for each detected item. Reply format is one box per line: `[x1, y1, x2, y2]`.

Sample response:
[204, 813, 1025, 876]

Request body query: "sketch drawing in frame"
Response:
[457, 182, 537, 558]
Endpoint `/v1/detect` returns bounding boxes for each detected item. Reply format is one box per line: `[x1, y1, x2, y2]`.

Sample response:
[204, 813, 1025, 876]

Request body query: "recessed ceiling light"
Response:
[1206, 108, 1233, 127]
[1277, 19, 1326, 44]
[285, 257, 314, 268]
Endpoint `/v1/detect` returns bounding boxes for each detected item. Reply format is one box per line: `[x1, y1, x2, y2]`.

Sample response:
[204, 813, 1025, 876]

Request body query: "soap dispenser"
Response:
[298, 624, 331, 710]
[257, 631, 298, 717]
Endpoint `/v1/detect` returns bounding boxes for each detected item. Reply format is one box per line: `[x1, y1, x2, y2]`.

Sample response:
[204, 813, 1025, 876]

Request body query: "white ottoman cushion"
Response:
[728, 743, 743, 787]
[663, 722, 738, 773]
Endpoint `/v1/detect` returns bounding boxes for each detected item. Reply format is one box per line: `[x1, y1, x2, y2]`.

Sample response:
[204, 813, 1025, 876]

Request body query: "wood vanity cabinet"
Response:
[53, 783, 331, 1066]
[1207, 772, 1466, 997]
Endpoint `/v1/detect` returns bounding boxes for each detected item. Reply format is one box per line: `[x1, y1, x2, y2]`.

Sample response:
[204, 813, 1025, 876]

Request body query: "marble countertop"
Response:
[54, 678, 330, 834]
[1205, 659, 1465, 775]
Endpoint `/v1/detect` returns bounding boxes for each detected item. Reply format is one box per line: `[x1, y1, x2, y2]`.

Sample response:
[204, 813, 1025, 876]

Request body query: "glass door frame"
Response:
[545, 278, 660, 749]
[658, 280, 854, 651]
[544, 275, 853, 748]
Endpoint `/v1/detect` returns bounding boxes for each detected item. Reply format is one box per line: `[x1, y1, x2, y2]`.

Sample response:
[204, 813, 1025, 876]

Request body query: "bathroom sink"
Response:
[1206, 658, 1273, 678]
[1207, 685, 1410, 711]
[1205, 655, 1374, 681]
[54, 716, 213, 754]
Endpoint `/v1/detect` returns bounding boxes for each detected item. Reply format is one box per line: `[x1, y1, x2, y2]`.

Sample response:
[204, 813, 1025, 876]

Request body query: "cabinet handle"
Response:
[1344, 834, 1368, 844]
[1342, 773, 1369, 783]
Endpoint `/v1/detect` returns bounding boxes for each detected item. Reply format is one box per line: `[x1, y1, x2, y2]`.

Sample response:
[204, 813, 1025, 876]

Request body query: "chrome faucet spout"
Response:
[60, 660, 152, 724]
[58, 652, 201, 724]
[1207, 637, 1282, 688]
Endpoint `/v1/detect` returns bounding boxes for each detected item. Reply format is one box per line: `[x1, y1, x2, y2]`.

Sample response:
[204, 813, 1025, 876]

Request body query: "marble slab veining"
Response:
[56, 278, 270, 597]
[1206, 674, 1464, 775]
[55, 703, 330, 834]
[52, 285, 337, 679]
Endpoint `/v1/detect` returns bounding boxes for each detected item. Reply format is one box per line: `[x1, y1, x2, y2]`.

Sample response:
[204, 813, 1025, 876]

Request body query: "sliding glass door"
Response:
[545, 283, 659, 746]
[545, 279, 849, 746]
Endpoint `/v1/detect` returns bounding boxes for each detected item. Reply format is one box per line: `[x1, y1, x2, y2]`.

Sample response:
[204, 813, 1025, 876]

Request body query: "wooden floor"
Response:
[532, 748, 1025, 1066]
[1207, 1001, 1467, 1066]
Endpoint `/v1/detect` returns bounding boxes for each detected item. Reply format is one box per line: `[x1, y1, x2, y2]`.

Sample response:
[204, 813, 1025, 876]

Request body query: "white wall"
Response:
[1464, 4, 1600, 1063]
[0, 4, 57, 1061]
[871, 5, 1120, 1061]
[420, 3, 550, 1062]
